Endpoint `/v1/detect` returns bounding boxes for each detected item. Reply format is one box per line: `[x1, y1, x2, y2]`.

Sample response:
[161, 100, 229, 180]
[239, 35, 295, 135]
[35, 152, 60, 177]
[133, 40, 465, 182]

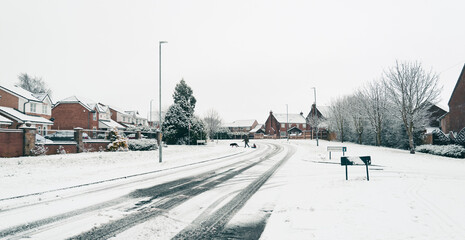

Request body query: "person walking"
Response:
[243, 135, 250, 148]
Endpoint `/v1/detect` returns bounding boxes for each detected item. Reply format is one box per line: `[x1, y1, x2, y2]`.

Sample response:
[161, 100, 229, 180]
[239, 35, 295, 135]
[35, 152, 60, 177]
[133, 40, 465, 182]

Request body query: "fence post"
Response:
[21, 125, 36, 156]
[74, 127, 83, 153]
[136, 130, 141, 139]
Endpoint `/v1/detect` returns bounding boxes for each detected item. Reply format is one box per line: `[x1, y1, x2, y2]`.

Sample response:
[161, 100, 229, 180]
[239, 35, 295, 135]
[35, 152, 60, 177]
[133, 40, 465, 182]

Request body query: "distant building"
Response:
[223, 119, 258, 138]
[441, 64, 465, 133]
[264, 111, 308, 138]
[306, 104, 330, 139]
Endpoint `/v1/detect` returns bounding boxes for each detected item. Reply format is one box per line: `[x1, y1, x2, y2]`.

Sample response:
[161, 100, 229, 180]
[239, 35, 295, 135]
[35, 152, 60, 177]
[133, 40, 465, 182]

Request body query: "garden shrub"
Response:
[416, 144, 465, 158]
[128, 139, 158, 151]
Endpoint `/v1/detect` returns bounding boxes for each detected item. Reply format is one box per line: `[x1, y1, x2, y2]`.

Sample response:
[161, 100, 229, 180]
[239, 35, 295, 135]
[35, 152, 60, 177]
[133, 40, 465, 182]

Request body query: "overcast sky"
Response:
[1, 0, 464, 123]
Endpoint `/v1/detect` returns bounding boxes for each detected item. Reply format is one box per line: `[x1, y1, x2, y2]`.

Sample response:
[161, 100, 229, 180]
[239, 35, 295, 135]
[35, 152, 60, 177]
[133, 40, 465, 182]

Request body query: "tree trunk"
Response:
[408, 122, 415, 154]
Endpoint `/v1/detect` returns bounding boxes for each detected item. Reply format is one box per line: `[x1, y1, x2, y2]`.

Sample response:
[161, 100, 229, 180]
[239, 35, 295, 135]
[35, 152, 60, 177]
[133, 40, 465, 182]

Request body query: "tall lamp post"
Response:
[150, 99, 154, 123]
[159, 41, 168, 163]
[311, 87, 318, 146]
[286, 104, 289, 142]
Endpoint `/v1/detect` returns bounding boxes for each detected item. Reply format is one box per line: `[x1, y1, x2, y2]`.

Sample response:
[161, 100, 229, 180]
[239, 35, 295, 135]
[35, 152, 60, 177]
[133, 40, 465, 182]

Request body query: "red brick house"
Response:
[264, 111, 308, 138]
[52, 96, 117, 130]
[440, 64, 465, 133]
[0, 84, 53, 134]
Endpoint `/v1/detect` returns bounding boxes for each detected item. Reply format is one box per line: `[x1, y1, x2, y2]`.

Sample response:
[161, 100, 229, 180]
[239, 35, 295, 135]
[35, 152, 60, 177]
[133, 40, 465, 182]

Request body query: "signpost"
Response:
[340, 156, 371, 181]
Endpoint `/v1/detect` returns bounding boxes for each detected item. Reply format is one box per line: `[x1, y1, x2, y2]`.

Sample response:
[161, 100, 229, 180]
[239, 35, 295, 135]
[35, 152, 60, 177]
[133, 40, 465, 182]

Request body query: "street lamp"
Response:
[150, 99, 154, 124]
[311, 87, 319, 146]
[159, 41, 168, 163]
[286, 104, 289, 142]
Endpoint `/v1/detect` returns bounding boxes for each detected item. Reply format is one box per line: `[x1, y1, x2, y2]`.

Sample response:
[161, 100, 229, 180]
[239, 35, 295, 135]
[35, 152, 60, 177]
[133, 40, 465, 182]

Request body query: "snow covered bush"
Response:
[128, 139, 158, 151]
[107, 127, 129, 151]
[416, 144, 465, 158]
[454, 127, 465, 146]
[57, 145, 67, 154]
[31, 145, 48, 156]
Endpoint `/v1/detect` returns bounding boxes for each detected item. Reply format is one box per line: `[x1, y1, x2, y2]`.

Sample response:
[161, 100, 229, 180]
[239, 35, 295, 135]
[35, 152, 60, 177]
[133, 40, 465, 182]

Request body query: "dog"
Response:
[230, 143, 239, 147]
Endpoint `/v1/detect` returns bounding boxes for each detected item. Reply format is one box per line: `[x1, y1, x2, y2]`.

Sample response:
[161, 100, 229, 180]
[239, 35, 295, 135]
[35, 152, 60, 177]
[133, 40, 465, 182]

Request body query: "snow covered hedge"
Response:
[416, 144, 465, 158]
[128, 139, 158, 151]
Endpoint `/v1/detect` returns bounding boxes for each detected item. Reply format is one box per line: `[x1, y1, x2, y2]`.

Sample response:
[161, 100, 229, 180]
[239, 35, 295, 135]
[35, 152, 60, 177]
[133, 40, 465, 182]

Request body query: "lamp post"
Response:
[311, 87, 318, 146]
[286, 104, 289, 142]
[150, 99, 154, 124]
[159, 41, 167, 163]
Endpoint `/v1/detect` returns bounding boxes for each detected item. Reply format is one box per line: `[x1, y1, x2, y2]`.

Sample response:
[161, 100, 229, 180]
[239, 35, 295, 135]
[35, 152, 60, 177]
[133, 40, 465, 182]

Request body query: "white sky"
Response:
[1, 0, 464, 123]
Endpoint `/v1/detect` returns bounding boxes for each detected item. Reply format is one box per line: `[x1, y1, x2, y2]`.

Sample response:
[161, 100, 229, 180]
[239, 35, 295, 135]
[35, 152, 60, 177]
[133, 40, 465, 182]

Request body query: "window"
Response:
[42, 105, 47, 114]
[281, 123, 285, 128]
[30, 103, 37, 113]
[93, 113, 97, 121]
[303, 123, 306, 128]
[38, 126, 42, 135]
[123, 116, 126, 122]
[43, 127, 47, 136]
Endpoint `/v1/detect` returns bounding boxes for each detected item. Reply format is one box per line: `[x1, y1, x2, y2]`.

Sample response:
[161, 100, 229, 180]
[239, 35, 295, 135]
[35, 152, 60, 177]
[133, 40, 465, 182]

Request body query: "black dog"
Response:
[230, 143, 239, 147]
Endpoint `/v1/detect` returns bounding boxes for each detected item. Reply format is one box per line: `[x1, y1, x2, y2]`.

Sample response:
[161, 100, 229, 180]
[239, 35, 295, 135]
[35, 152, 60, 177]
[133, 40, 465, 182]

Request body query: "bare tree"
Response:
[383, 61, 441, 153]
[329, 97, 348, 143]
[17, 73, 52, 95]
[346, 95, 365, 144]
[357, 80, 388, 146]
[203, 109, 223, 139]
[307, 104, 325, 146]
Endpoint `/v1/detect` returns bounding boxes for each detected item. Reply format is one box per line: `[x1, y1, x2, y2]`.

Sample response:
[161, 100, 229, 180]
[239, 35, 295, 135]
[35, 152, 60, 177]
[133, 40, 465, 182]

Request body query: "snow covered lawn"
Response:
[0, 142, 244, 199]
[260, 140, 465, 239]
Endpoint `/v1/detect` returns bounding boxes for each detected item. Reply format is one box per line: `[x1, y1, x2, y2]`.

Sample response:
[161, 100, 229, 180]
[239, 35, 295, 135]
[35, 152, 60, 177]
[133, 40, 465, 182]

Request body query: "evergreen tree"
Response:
[162, 79, 206, 144]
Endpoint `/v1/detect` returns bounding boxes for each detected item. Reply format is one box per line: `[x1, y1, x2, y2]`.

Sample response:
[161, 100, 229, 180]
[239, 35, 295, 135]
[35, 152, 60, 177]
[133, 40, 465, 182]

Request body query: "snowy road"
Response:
[2, 140, 465, 239]
[0, 141, 295, 239]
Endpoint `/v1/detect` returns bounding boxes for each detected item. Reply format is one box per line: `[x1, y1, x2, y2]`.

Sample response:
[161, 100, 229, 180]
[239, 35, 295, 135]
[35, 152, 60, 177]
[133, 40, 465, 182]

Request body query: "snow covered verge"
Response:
[0, 141, 244, 199]
[260, 140, 465, 239]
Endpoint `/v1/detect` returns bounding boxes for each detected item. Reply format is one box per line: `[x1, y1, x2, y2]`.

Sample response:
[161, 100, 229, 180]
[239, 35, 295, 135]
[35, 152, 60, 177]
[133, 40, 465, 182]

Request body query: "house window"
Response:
[93, 113, 97, 121]
[43, 127, 47, 136]
[30, 103, 37, 113]
[281, 123, 285, 128]
[38, 126, 42, 135]
[42, 105, 47, 114]
[303, 123, 306, 128]
[123, 116, 126, 122]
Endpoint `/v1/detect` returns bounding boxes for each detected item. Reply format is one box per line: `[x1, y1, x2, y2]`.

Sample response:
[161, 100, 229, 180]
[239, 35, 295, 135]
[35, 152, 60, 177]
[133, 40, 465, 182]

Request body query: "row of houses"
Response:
[0, 83, 151, 134]
[223, 104, 330, 139]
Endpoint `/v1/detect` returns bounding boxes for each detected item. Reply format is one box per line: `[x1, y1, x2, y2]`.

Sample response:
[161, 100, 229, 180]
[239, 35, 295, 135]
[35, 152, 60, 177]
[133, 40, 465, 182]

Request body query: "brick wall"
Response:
[0, 129, 23, 157]
[0, 89, 19, 109]
[52, 103, 98, 130]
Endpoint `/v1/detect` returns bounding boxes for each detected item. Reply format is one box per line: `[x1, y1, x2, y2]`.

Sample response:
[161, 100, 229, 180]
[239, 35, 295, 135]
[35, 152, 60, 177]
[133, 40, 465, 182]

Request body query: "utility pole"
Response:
[286, 104, 289, 142]
[311, 87, 319, 146]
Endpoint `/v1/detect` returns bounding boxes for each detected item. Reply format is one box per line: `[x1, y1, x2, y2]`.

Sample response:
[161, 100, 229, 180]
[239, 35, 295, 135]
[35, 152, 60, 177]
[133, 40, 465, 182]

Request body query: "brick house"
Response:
[52, 96, 122, 131]
[264, 111, 308, 138]
[306, 104, 330, 138]
[0, 84, 53, 134]
[223, 119, 259, 138]
[440, 64, 465, 133]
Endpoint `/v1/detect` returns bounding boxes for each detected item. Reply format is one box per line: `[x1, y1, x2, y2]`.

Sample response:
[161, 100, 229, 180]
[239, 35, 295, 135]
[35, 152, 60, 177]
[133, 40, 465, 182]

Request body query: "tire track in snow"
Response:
[171, 144, 296, 240]
[0, 143, 280, 239]
[66, 143, 283, 240]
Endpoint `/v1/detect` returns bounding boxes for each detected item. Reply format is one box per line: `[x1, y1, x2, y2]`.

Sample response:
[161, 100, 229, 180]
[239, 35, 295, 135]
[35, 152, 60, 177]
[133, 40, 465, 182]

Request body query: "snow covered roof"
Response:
[56, 96, 109, 113]
[0, 83, 49, 103]
[224, 119, 257, 128]
[0, 106, 53, 125]
[99, 119, 126, 130]
[0, 115, 13, 125]
[273, 113, 306, 124]
[317, 106, 331, 118]
[249, 124, 264, 133]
